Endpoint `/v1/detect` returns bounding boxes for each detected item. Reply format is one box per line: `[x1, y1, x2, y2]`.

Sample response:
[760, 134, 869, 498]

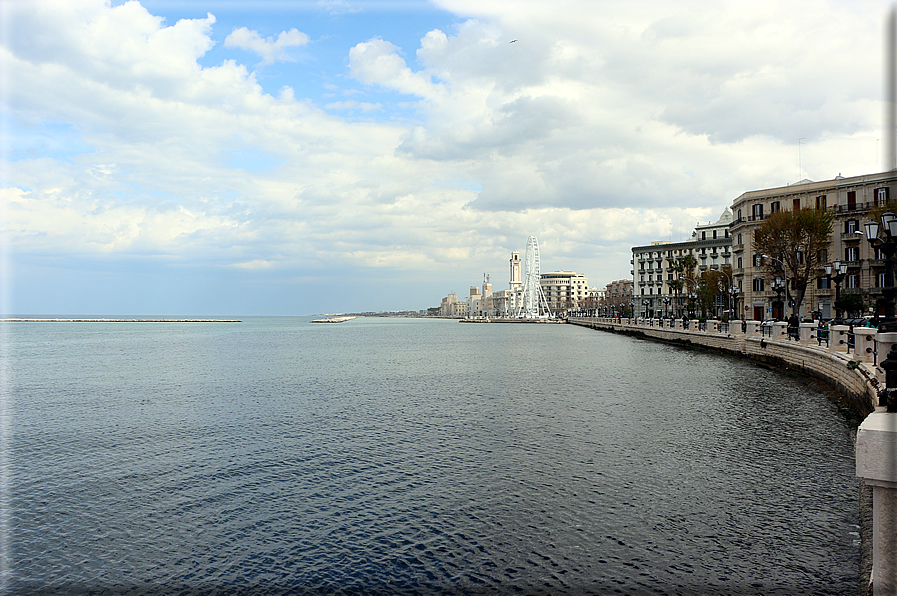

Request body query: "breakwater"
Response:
[0, 318, 241, 322]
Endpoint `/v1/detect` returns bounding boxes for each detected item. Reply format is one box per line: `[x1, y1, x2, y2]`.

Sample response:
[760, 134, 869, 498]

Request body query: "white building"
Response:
[539, 270, 589, 315]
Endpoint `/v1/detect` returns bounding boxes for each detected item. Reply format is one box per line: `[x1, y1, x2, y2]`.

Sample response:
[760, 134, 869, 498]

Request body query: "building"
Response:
[631, 208, 733, 318]
[539, 270, 589, 315]
[600, 279, 633, 315]
[731, 171, 897, 321]
[439, 292, 468, 317]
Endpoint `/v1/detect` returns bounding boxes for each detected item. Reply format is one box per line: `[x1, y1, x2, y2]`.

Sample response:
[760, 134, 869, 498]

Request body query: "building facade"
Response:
[600, 279, 633, 315]
[731, 171, 897, 321]
[631, 209, 733, 318]
[539, 271, 589, 315]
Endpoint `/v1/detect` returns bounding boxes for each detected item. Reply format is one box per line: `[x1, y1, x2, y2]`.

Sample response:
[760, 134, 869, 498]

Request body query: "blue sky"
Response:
[1, 0, 892, 315]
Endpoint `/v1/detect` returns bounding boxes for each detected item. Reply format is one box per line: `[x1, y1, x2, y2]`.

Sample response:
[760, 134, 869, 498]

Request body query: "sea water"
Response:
[3, 317, 860, 594]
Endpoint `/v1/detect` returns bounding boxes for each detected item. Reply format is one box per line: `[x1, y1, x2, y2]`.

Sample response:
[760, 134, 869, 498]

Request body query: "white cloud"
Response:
[224, 27, 310, 66]
[1, 0, 891, 313]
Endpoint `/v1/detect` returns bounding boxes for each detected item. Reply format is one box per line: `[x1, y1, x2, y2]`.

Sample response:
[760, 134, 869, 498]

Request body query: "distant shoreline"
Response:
[0, 318, 242, 323]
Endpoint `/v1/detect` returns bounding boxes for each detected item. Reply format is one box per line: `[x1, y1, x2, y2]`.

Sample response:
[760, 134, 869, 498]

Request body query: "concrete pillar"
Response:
[856, 411, 897, 595]
[799, 322, 816, 344]
[674, 318, 683, 330]
[855, 328, 878, 363]
[745, 320, 760, 336]
[830, 325, 850, 353]
[773, 321, 788, 340]
[878, 332, 897, 368]
[731, 319, 744, 335]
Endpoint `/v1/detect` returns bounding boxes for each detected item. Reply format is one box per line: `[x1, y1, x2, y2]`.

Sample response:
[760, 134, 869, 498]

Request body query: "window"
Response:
[724, 229, 729, 238]
[752, 204, 764, 220]
[793, 198, 801, 210]
[753, 278, 765, 292]
[737, 233, 742, 245]
[877, 187, 890, 206]
[770, 201, 780, 214]
[879, 273, 886, 288]
[847, 191, 856, 210]
[753, 254, 762, 267]
[737, 256, 743, 269]
[846, 246, 859, 261]
[702, 231, 706, 240]
[845, 219, 859, 234]
[737, 208, 742, 220]
[847, 274, 858, 289]
[712, 230, 717, 239]
[817, 277, 830, 289]
[816, 195, 827, 210]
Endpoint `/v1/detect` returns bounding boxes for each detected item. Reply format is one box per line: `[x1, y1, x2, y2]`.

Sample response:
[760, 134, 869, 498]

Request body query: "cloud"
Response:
[0, 0, 890, 314]
[224, 27, 310, 66]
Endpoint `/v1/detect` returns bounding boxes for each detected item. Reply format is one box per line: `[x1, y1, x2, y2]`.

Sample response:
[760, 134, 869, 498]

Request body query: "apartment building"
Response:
[631, 209, 733, 318]
[539, 271, 589, 315]
[600, 279, 633, 314]
[731, 171, 897, 321]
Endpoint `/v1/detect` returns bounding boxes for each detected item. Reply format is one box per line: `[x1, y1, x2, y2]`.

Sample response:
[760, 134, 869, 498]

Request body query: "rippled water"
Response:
[3, 317, 860, 594]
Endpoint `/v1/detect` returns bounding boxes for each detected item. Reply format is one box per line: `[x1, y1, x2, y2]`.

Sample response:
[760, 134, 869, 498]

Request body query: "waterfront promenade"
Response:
[568, 316, 882, 417]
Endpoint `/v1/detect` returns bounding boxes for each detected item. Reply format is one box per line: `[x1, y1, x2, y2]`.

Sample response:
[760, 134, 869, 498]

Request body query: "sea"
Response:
[2, 316, 861, 595]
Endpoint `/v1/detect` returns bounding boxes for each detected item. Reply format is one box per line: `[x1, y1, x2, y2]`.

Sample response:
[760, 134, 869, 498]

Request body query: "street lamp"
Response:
[865, 214, 897, 332]
[717, 268, 734, 321]
[662, 296, 671, 318]
[761, 254, 790, 318]
[824, 259, 849, 324]
[771, 277, 786, 320]
[729, 284, 740, 320]
[865, 213, 897, 411]
[642, 298, 650, 319]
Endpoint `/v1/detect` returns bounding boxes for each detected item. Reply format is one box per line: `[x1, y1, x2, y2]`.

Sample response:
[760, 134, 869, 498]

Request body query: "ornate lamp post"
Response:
[761, 254, 789, 318]
[824, 259, 848, 324]
[730, 284, 739, 320]
[642, 299, 650, 319]
[771, 277, 786, 320]
[864, 213, 897, 410]
[662, 296, 671, 318]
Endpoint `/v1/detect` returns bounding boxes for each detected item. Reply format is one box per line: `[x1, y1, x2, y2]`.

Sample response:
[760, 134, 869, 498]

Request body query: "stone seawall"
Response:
[567, 318, 878, 418]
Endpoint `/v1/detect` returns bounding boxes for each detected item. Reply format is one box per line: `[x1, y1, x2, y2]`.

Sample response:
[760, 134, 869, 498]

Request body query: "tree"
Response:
[698, 266, 733, 319]
[839, 291, 866, 318]
[670, 254, 698, 316]
[753, 208, 834, 317]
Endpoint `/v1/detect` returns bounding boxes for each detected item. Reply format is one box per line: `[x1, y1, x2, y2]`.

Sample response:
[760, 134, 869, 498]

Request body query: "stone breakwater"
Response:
[311, 316, 357, 323]
[0, 318, 241, 322]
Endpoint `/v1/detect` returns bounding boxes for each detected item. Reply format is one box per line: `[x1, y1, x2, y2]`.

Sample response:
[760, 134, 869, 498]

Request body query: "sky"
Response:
[0, 0, 892, 315]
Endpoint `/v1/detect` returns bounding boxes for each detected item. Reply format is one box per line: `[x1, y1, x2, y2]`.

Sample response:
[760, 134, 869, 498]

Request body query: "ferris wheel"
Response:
[517, 235, 552, 318]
